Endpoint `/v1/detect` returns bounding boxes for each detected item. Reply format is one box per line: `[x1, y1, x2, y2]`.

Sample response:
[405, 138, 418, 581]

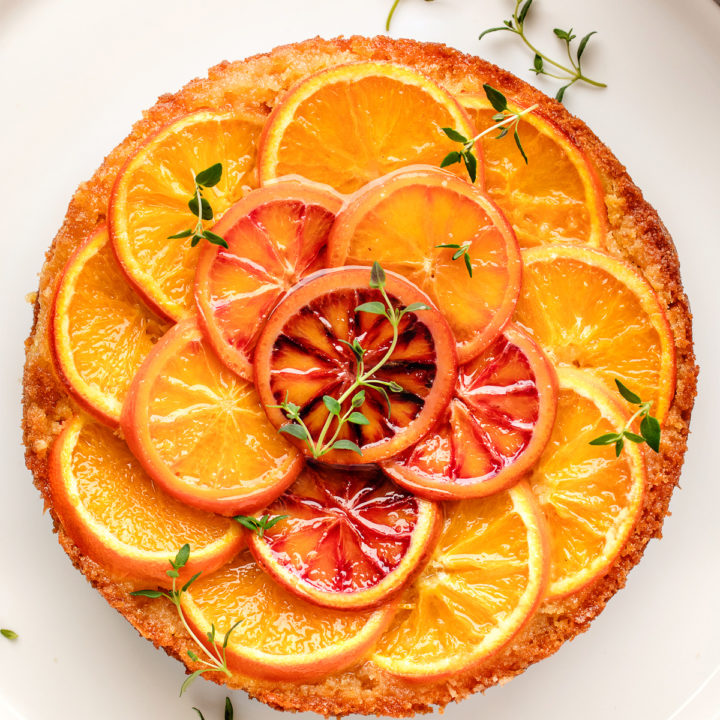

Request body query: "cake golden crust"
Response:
[23, 35, 697, 716]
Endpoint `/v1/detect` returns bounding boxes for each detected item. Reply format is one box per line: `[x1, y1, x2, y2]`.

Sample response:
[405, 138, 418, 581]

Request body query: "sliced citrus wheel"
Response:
[50, 225, 167, 426]
[110, 109, 264, 321]
[529, 368, 646, 600]
[49, 416, 243, 586]
[383, 323, 557, 500]
[181, 549, 396, 681]
[460, 94, 608, 249]
[247, 465, 440, 610]
[195, 179, 343, 379]
[258, 61, 478, 194]
[514, 244, 676, 422]
[121, 318, 303, 516]
[327, 166, 521, 363]
[254, 266, 458, 465]
[372, 482, 548, 679]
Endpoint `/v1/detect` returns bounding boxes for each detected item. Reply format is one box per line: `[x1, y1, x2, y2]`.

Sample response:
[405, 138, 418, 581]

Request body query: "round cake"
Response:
[23, 36, 697, 716]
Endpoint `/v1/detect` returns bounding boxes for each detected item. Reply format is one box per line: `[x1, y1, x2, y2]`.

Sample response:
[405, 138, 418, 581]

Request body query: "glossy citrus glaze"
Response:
[327, 166, 521, 362]
[254, 266, 458, 464]
[195, 178, 344, 379]
[384, 323, 557, 499]
[182, 549, 396, 681]
[247, 465, 440, 609]
[122, 318, 303, 515]
[49, 416, 244, 586]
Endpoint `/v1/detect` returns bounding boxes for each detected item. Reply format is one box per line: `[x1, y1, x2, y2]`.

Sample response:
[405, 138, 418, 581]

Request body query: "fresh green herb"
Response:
[168, 162, 228, 249]
[385, 0, 435, 31]
[479, 0, 606, 102]
[440, 84, 538, 181]
[589, 379, 662, 457]
[131, 545, 240, 695]
[1, 628, 18, 640]
[233, 514, 288, 538]
[435, 243, 473, 278]
[272, 261, 428, 458]
[192, 710, 206, 720]
[225, 697, 234, 720]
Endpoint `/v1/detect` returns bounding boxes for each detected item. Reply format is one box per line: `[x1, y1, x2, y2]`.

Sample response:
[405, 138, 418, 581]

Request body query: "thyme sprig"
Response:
[435, 243, 473, 278]
[168, 163, 228, 249]
[273, 262, 428, 458]
[590, 380, 661, 457]
[193, 697, 234, 720]
[479, 0, 606, 103]
[441, 84, 539, 182]
[1, 628, 18, 640]
[131, 545, 240, 695]
[234, 514, 288, 538]
[385, 0, 434, 31]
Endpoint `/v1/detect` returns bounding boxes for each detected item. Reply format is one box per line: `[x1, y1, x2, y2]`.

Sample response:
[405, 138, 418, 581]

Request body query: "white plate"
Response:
[1, 0, 719, 718]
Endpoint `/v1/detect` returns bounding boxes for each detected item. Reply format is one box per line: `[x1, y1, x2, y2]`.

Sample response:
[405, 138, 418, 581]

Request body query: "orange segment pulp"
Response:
[49, 416, 243, 586]
[195, 179, 343, 379]
[110, 110, 264, 321]
[328, 166, 521, 362]
[182, 550, 396, 681]
[258, 62, 478, 194]
[253, 267, 458, 465]
[460, 94, 608, 249]
[122, 318, 303, 516]
[372, 482, 548, 679]
[514, 244, 676, 422]
[51, 225, 167, 426]
[383, 323, 557, 499]
[247, 465, 440, 610]
[529, 368, 646, 599]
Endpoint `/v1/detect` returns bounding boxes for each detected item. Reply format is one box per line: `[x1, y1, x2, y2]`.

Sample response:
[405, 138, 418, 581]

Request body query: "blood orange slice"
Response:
[327, 166, 521, 362]
[460, 94, 608, 248]
[372, 482, 548, 680]
[258, 61, 478, 193]
[383, 324, 557, 499]
[246, 465, 440, 610]
[50, 225, 167, 426]
[110, 110, 263, 321]
[49, 416, 243, 587]
[254, 266, 458, 465]
[181, 550, 396, 681]
[195, 179, 343, 379]
[122, 318, 303, 516]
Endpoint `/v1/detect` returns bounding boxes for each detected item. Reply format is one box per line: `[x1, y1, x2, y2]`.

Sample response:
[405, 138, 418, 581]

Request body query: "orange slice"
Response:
[247, 465, 440, 610]
[372, 482, 548, 679]
[254, 266, 458, 465]
[258, 61, 478, 194]
[50, 225, 167, 426]
[460, 94, 608, 249]
[327, 166, 521, 362]
[514, 244, 676, 422]
[383, 323, 557, 500]
[110, 110, 263, 321]
[195, 179, 343, 379]
[181, 549, 396, 681]
[529, 368, 646, 600]
[49, 416, 243, 586]
[122, 318, 303, 516]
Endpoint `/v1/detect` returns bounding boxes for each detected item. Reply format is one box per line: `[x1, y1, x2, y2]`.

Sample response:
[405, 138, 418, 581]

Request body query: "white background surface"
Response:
[1, 0, 719, 718]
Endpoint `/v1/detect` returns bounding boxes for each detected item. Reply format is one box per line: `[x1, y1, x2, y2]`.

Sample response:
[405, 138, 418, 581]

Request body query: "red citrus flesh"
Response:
[254, 267, 458, 465]
[195, 179, 344, 379]
[247, 464, 440, 610]
[383, 324, 557, 500]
